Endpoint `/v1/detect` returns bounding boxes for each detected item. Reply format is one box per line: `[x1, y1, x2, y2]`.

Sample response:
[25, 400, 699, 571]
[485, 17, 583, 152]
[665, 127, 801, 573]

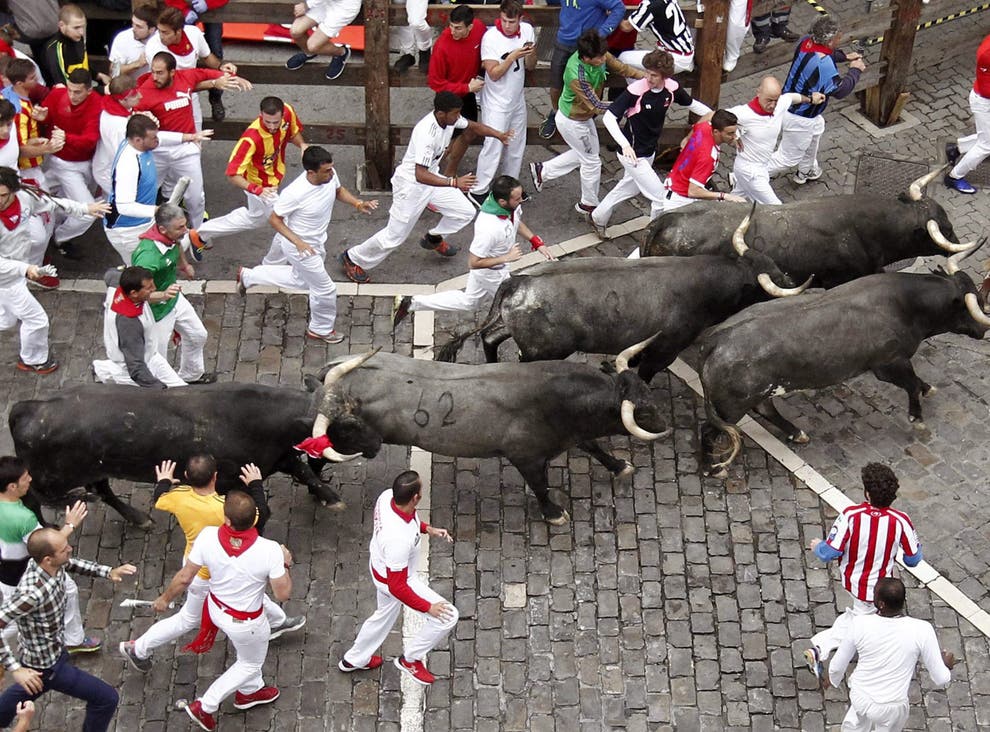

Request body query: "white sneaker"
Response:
[792, 166, 823, 185]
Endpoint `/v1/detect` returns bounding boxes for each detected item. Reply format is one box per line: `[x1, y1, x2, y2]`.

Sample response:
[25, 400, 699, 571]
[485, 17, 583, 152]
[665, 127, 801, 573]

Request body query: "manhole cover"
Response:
[855, 154, 930, 196]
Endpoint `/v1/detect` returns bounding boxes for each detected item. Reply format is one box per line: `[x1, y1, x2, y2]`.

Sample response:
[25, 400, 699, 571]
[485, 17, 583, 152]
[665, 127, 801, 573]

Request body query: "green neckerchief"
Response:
[480, 194, 513, 220]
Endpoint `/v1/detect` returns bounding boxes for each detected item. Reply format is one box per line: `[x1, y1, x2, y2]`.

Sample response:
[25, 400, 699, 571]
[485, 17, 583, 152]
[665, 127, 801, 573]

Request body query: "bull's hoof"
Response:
[613, 461, 635, 479]
[789, 431, 810, 444]
[128, 514, 154, 531]
[912, 420, 927, 431]
[320, 498, 347, 512]
[704, 466, 729, 479]
[544, 508, 570, 526]
[922, 384, 937, 397]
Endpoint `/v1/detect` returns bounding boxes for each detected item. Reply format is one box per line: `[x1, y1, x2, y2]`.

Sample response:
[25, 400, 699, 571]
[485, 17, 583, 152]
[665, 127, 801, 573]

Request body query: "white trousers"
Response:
[197, 191, 276, 244]
[473, 104, 528, 194]
[841, 687, 910, 732]
[723, 0, 749, 71]
[411, 267, 508, 313]
[392, 0, 432, 53]
[44, 158, 96, 243]
[812, 595, 876, 661]
[769, 113, 825, 176]
[151, 294, 207, 382]
[348, 183, 475, 271]
[541, 111, 601, 207]
[92, 354, 187, 388]
[21, 167, 52, 266]
[0, 280, 49, 366]
[618, 48, 694, 76]
[198, 600, 270, 714]
[134, 576, 285, 659]
[731, 159, 782, 204]
[951, 89, 990, 179]
[242, 242, 338, 334]
[592, 153, 665, 228]
[105, 222, 148, 265]
[0, 575, 84, 646]
[343, 571, 458, 667]
[152, 144, 206, 228]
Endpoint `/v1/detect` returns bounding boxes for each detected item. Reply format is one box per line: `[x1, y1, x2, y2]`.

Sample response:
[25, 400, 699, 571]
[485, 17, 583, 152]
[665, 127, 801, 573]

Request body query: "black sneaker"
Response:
[753, 37, 770, 54]
[419, 232, 443, 250]
[418, 48, 431, 73]
[286, 52, 316, 70]
[521, 191, 533, 203]
[269, 615, 306, 640]
[945, 142, 960, 166]
[186, 372, 218, 385]
[772, 27, 800, 41]
[326, 45, 351, 80]
[530, 162, 544, 192]
[468, 191, 486, 209]
[394, 53, 415, 73]
[538, 113, 556, 139]
[210, 97, 225, 122]
[392, 295, 412, 328]
[119, 641, 152, 673]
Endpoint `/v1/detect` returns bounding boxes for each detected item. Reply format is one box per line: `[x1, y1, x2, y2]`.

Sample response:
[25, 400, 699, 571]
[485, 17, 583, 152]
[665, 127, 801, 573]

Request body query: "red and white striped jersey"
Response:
[825, 502, 920, 601]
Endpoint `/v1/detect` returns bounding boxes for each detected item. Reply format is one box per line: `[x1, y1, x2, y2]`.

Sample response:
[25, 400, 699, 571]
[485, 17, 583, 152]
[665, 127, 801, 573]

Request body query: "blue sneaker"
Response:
[944, 173, 977, 194]
[326, 46, 351, 80]
[538, 113, 556, 140]
[286, 52, 316, 70]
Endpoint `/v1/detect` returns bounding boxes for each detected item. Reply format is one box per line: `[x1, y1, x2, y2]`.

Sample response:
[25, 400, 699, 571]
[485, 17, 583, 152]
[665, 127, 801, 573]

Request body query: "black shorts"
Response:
[550, 43, 577, 92]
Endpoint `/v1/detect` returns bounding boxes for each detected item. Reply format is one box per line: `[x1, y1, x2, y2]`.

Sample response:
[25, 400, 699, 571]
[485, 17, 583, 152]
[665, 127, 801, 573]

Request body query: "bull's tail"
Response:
[435, 281, 512, 362]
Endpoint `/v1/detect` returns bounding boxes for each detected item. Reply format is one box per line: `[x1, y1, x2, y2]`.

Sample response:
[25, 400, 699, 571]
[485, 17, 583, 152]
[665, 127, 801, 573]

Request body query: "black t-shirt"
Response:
[607, 83, 694, 158]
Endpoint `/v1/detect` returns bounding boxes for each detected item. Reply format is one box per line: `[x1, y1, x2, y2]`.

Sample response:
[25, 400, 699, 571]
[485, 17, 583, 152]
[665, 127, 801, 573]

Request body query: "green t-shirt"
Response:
[558, 52, 607, 118]
[132, 238, 180, 321]
[0, 500, 41, 561]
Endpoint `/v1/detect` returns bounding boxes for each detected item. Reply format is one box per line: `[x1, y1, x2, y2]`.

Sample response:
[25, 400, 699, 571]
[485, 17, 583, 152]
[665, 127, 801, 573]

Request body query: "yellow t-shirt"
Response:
[155, 487, 226, 580]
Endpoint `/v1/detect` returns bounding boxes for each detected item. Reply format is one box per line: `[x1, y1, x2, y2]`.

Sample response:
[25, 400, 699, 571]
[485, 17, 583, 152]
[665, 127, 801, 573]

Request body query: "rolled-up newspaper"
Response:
[120, 599, 174, 609]
[166, 176, 192, 207]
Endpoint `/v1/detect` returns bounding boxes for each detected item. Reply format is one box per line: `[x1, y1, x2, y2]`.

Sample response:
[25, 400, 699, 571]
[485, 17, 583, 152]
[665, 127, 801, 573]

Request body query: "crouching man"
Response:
[92, 266, 186, 388]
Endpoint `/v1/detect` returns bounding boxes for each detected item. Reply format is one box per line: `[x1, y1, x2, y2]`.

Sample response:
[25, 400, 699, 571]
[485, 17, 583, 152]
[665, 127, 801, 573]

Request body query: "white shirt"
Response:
[188, 526, 285, 612]
[394, 112, 469, 185]
[469, 206, 522, 264]
[369, 489, 423, 579]
[144, 25, 210, 69]
[109, 28, 153, 78]
[829, 613, 952, 703]
[479, 22, 535, 112]
[0, 135, 19, 171]
[272, 170, 341, 250]
[728, 93, 801, 168]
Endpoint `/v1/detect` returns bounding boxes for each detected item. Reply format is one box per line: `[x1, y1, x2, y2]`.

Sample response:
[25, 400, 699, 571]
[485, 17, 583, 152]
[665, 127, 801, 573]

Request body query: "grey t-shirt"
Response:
[7, 0, 58, 40]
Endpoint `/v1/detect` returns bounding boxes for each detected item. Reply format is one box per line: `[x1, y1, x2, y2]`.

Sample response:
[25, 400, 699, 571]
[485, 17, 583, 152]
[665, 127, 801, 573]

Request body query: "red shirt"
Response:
[427, 19, 486, 97]
[164, 0, 229, 9]
[975, 33, 990, 98]
[668, 121, 719, 197]
[43, 85, 104, 162]
[135, 68, 224, 134]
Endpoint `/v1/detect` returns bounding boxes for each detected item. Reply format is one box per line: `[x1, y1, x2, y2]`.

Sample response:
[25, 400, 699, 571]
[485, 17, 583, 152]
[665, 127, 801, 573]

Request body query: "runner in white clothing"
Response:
[392, 175, 553, 326]
[153, 490, 293, 731]
[620, 0, 695, 74]
[0, 101, 19, 171]
[239, 146, 378, 345]
[107, 5, 157, 79]
[284, 0, 359, 80]
[338, 471, 457, 686]
[727, 76, 824, 204]
[470, 0, 537, 203]
[826, 577, 955, 732]
[339, 92, 513, 284]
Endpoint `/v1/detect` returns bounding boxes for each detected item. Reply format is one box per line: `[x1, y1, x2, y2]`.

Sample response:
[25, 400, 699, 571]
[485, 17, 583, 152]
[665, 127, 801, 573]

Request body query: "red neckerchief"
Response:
[800, 37, 834, 56]
[495, 18, 520, 38]
[391, 499, 416, 524]
[747, 96, 773, 116]
[139, 225, 177, 247]
[166, 30, 195, 57]
[110, 287, 143, 317]
[0, 40, 14, 58]
[294, 434, 333, 458]
[0, 196, 22, 231]
[104, 95, 131, 117]
[218, 524, 259, 557]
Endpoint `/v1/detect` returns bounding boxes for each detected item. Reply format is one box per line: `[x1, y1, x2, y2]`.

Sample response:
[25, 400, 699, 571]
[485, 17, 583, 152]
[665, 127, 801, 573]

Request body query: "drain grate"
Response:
[855, 154, 931, 196]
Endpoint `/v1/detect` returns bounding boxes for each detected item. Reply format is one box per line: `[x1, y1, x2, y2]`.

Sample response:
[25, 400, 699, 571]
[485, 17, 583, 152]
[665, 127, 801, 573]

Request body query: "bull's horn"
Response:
[620, 400, 670, 441]
[321, 445, 363, 462]
[615, 333, 661, 373]
[757, 273, 814, 298]
[732, 205, 756, 256]
[322, 348, 381, 387]
[964, 293, 990, 327]
[943, 242, 983, 274]
[927, 220, 974, 253]
[908, 165, 948, 201]
[312, 413, 329, 439]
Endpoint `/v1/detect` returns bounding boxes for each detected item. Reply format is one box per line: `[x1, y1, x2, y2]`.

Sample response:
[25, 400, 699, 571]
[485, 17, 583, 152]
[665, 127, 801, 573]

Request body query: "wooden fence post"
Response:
[694, 0, 730, 110]
[861, 0, 921, 126]
[363, 0, 393, 188]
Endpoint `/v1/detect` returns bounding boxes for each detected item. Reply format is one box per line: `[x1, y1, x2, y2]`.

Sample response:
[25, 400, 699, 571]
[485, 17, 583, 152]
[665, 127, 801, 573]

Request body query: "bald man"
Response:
[726, 77, 824, 204]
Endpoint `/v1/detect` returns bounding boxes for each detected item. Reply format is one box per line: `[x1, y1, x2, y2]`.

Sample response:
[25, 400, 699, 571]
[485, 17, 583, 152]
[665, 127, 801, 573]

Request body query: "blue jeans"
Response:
[0, 652, 118, 731]
[204, 23, 224, 103]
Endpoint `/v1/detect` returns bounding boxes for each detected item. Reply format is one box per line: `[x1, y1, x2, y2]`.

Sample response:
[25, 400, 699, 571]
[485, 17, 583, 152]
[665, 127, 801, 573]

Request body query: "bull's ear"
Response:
[303, 374, 322, 392]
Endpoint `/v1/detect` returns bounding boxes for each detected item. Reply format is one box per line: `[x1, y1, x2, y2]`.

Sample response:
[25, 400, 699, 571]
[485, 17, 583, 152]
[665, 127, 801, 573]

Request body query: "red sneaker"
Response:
[180, 700, 216, 731]
[338, 655, 384, 672]
[432, 239, 460, 257]
[233, 685, 280, 710]
[338, 251, 370, 284]
[394, 656, 435, 686]
[31, 275, 60, 289]
[16, 358, 59, 375]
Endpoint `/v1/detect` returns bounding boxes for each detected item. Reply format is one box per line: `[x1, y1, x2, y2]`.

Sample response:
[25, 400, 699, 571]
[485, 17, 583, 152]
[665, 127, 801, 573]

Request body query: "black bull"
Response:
[436, 252, 809, 381]
[311, 348, 670, 524]
[8, 381, 348, 529]
[697, 269, 990, 477]
[642, 172, 973, 288]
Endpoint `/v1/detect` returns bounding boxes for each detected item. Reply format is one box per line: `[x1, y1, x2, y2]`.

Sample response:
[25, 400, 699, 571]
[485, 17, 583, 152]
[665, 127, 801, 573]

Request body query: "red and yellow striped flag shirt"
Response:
[15, 100, 42, 169]
[225, 103, 303, 187]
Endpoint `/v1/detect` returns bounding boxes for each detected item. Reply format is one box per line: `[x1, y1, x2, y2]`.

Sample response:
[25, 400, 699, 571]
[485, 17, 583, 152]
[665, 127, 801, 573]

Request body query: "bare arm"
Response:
[268, 211, 316, 256]
[155, 561, 200, 611]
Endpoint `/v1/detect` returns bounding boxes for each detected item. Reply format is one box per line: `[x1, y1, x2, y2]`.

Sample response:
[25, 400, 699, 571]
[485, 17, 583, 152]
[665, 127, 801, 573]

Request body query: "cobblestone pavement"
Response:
[1, 7, 990, 732]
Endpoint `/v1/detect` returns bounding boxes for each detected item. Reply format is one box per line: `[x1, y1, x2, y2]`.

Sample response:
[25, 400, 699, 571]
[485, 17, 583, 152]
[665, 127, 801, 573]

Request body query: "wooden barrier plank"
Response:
[364, 0, 393, 186]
